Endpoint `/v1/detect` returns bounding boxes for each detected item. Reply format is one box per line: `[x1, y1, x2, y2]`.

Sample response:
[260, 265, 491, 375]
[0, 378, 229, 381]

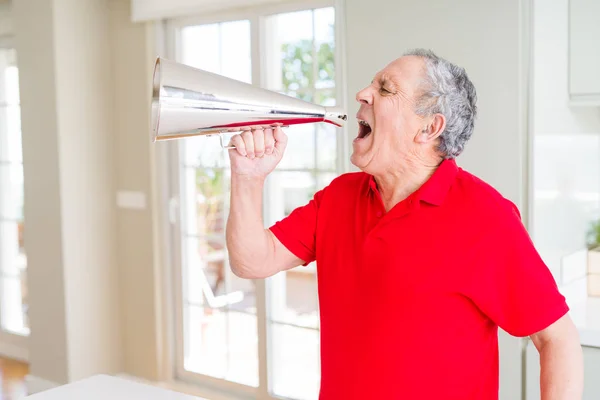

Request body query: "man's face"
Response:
[351, 56, 428, 174]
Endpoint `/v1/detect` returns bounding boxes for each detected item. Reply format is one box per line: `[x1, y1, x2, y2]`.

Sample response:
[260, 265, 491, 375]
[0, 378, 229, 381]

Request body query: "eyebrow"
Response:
[377, 75, 397, 89]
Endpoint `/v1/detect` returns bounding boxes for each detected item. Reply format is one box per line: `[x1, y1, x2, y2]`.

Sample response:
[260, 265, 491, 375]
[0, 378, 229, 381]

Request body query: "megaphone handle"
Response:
[219, 134, 236, 149]
[218, 125, 289, 150]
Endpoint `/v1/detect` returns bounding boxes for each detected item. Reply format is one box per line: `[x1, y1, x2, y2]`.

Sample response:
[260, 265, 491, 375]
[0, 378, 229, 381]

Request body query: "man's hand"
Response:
[228, 125, 287, 180]
[530, 313, 583, 399]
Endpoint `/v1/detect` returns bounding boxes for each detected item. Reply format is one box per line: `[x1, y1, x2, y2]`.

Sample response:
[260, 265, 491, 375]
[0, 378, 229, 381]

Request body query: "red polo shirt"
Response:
[269, 159, 569, 400]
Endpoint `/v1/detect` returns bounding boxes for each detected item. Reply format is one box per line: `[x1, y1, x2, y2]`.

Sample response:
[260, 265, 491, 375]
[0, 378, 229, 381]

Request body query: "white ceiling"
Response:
[131, 0, 289, 22]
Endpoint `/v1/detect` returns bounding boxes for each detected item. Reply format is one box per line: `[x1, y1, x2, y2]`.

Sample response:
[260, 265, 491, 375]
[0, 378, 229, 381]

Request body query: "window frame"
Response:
[0, 36, 30, 363]
[160, 1, 348, 398]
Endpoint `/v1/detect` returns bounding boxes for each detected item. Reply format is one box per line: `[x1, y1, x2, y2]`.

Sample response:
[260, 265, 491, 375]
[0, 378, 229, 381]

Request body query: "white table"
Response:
[26, 375, 205, 400]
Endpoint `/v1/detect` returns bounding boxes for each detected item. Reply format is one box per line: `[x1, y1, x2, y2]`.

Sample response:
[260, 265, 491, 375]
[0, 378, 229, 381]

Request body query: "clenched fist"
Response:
[228, 125, 288, 179]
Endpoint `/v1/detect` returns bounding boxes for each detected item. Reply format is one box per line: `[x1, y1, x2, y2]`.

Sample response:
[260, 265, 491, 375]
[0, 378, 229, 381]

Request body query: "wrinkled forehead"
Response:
[372, 56, 427, 94]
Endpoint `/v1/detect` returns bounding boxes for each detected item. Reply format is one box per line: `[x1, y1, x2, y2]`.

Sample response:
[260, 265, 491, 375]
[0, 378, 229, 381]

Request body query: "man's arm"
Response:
[226, 174, 304, 279]
[530, 314, 584, 400]
[225, 126, 305, 279]
[462, 202, 583, 399]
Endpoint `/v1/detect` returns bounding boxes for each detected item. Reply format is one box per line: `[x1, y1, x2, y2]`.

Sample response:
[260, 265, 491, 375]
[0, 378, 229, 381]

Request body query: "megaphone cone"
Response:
[151, 57, 348, 143]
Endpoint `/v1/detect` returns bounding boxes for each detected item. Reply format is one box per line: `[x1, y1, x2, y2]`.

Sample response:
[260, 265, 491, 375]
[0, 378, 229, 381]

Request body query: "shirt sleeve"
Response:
[464, 202, 570, 337]
[268, 187, 326, 266]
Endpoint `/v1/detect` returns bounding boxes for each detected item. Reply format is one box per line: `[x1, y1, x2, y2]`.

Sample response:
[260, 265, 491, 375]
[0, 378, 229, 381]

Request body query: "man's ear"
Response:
[416, 113, 446, 143]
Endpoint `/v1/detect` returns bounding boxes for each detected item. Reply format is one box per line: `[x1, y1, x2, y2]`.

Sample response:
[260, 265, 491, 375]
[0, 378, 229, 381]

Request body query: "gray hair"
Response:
[403, 48, 477, 159]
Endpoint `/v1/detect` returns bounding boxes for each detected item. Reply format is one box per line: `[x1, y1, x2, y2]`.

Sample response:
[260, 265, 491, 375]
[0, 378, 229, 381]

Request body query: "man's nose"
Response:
[356, 86, 373, 105]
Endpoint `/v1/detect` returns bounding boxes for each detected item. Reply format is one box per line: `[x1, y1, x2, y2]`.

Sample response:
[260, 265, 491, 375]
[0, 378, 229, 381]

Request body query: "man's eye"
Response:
[379, 87, 391, 94]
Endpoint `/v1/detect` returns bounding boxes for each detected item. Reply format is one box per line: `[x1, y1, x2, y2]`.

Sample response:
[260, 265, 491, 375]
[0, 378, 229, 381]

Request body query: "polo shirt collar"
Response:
[366, 158, 459, 206]
[417, 158, 459, 205]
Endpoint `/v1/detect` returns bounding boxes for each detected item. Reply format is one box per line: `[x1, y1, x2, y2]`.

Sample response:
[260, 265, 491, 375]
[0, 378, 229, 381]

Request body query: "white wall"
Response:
[53, 0, 122, 380]
[0, 1, 12, 38]
[10, 0, 166, 386]
[344, 0, 528, 205]
[14, 0, 122, 384]
[530, 0, 600, 292]
[109, 0, 166, 381]
[13, 0, 69, 384]
[344, 1, 528, 398]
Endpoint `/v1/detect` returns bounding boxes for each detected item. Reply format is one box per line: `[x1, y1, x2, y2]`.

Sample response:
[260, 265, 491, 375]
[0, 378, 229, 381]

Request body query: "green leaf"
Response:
[281, 37, 335, 104]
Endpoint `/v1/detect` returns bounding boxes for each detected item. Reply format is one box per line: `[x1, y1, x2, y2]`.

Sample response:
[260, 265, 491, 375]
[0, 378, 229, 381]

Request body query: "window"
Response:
[0, 47, 28, 337]
[177, 18, 259, 389]
[165, 2, 342, 399]
[262, 7, 336, 400]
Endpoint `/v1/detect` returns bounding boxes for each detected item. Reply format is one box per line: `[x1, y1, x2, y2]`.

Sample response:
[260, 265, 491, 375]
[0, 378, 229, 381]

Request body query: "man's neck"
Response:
[373, 157, 441, 212]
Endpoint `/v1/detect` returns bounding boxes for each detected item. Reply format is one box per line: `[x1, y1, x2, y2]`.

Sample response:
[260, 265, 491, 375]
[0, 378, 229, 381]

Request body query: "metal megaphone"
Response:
[150, 57, 348, 147]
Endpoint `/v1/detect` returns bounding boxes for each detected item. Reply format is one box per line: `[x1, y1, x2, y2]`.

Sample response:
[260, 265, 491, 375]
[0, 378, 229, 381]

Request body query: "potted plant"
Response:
[586, 219, 600, 297]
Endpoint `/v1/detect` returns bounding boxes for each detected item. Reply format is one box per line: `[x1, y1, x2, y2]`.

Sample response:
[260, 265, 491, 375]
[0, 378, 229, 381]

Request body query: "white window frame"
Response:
[0, 34, 30, 363]
[156, 1, 348, 399]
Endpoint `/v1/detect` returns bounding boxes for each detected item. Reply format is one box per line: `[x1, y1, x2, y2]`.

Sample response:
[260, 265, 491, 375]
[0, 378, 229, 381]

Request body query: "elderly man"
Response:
[225, 49, 583, 399]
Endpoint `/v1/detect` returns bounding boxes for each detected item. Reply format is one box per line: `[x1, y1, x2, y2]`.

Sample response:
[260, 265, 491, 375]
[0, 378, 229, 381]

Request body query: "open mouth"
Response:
[357, 119, 372, 139]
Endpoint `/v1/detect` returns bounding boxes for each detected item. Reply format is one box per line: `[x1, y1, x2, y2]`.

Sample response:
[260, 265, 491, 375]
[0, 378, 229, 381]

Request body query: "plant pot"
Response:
[588, 247, 600, 297]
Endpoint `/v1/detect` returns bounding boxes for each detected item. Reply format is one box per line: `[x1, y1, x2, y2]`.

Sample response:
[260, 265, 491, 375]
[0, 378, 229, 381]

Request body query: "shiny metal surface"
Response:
[150, 57, 348, 143]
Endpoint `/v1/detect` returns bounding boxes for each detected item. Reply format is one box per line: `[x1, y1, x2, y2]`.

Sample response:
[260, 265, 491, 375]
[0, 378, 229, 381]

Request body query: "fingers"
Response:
[273, 126, 288, 152]
[253, 128, 266, 157]
[230, 126, 285, 158]
[264, 128, 275, 155]
[241, 129, 255, 158]
[230, 134, 247, 157]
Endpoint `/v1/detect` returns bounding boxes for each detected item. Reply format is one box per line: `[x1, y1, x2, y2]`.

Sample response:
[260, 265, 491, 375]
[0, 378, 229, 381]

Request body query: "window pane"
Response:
[273, 10, 313, 42]
[0, 164, 24, 220]
[267, 269, 319, 329]
[317, 172, 337, 191]
[179, 16, 256, 389]
[183, 305, 227, 377]
[184, 305, 258, 387]
[270, 323, 320, 400]
[0, 221, 25, 276]
[1, 50, 23, 164]
[181, 175, 257, 386]
[181, 20, 251, 84]
[281, 43, 313, 100]
[268, 171, 316, 219]
[226, 310, 258, 386]
[315, 88, 336, 106]
[182, 166, 229, 237]
[1, 49, 20, 104]
[314, 7, 335, 90]
[181, 24, 220, 73]
[0, 105, 22, 164]
[220, 21, 252, 84]
[183, 135, 229, 169]
[0, 275, 28, 335]
[182, 208, 258, 386]
[316, 124, 337, 171]
[277, 125, 316, 170]
[196, 167, 227, 236]
[183, 235, 226, 305]
[265, 10, 314, 99]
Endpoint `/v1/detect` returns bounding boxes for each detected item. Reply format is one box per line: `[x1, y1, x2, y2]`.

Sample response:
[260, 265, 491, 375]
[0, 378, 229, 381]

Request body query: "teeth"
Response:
[358, 119, 370, 127]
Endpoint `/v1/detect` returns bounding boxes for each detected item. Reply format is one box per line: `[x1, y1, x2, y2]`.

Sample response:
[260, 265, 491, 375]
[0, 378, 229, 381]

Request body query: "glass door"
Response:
[170, 19, 260, 395]
[165, 3, 340, 399]
[262, 7, 337, 400]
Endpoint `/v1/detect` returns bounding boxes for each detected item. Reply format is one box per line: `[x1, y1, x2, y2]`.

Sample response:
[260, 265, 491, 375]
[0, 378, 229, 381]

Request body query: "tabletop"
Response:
[26, 374, 204, 400]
